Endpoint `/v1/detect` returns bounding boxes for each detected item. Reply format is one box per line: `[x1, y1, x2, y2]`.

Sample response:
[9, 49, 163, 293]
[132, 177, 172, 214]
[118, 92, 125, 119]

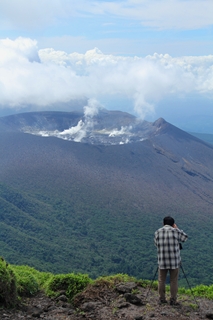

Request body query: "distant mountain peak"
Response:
[153, 117, 167, 128]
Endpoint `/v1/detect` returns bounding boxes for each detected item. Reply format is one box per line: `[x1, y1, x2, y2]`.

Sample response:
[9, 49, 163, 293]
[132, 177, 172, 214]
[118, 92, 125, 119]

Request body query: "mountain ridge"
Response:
[1, 110, 211, 146]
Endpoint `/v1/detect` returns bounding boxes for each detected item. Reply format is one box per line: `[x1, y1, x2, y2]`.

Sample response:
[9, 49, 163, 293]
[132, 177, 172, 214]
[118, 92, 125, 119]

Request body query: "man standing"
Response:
[154, 216, 188, 305]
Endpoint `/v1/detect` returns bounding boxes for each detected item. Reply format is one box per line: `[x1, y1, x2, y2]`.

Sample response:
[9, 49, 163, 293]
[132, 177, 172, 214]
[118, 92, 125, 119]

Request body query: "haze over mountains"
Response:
[0, 109, 213, 285]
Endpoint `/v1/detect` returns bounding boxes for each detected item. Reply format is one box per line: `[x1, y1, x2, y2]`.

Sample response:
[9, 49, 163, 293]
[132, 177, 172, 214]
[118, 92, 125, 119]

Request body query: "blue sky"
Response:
[0, 0, 213, 132]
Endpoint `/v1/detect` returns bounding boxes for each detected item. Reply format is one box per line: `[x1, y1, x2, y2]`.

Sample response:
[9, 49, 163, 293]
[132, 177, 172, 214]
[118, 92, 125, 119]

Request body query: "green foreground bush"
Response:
[11, 264, 92, 302]
[0, 258, 17, 306]
[179, 284, 213, 299]
[1, 257, 213, 308]
[44, 273, 92, 301]
[11, 265, 52, 296]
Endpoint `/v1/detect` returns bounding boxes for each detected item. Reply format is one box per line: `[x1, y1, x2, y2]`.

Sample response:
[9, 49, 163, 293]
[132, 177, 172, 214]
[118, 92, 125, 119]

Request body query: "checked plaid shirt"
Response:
[154, 225, 188, 269]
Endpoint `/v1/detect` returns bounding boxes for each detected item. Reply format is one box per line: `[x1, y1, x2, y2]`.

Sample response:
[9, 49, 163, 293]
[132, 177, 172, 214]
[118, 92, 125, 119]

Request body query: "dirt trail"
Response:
[0, 282, 212, 319]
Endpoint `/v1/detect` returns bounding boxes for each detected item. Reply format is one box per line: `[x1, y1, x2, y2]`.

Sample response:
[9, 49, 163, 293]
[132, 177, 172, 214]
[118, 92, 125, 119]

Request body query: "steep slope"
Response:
[0, 111, 213, 285]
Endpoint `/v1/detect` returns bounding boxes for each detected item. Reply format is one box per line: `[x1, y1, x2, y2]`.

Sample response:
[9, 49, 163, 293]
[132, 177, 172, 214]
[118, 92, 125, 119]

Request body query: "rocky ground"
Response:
[0, 281, 213, 320]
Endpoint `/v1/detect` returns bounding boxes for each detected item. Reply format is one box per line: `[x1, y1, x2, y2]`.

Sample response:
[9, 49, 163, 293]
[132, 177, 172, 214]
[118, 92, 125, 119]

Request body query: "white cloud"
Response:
[0, 37, 212, 119]
[0, 0, 68, 29]
[94, 0, 213, 30]
[0, 0, 212, 30]
[0, 37, 40, 63]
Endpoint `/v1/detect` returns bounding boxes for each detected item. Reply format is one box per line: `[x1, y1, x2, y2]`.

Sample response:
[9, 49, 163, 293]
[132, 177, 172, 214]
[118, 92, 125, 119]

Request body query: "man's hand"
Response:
[173, 223, 178, 228]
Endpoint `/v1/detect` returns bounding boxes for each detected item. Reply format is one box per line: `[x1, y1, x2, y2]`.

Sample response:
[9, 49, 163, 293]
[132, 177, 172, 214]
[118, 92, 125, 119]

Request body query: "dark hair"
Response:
[163, 216, 175, 226]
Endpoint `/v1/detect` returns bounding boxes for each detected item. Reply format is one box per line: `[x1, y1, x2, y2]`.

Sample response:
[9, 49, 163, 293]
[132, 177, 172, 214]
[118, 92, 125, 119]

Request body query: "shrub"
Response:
[11, 265, 52, 295]
[96, 273, 136, 283]
[93, 274, 137, 289]
[45, 273, 92, 301]
[0, 257, 17, 306]
[11, 267, 39, 296]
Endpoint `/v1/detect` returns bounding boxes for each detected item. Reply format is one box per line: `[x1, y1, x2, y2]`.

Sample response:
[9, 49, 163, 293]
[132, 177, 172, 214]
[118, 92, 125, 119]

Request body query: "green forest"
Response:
[0, 179, 213, 288]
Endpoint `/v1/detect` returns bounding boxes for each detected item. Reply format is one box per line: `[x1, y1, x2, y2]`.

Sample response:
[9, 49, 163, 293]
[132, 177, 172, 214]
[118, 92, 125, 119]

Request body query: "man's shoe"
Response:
[159, 299, 167, 305]
[170, 299, 180, 306]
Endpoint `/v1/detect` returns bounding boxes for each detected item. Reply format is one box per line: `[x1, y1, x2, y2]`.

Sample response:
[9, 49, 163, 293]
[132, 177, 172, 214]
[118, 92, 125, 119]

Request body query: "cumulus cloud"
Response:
[0, 37, 40, 63]
[0, 37, 212, 118]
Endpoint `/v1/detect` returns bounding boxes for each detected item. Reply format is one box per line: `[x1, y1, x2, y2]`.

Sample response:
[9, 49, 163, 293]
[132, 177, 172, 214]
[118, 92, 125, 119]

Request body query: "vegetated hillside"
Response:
[0, 112, 213, 286]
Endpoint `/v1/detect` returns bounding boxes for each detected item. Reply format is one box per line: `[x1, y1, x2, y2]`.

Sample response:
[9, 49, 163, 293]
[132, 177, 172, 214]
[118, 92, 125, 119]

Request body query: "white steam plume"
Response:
[38, 98, 103, 142]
